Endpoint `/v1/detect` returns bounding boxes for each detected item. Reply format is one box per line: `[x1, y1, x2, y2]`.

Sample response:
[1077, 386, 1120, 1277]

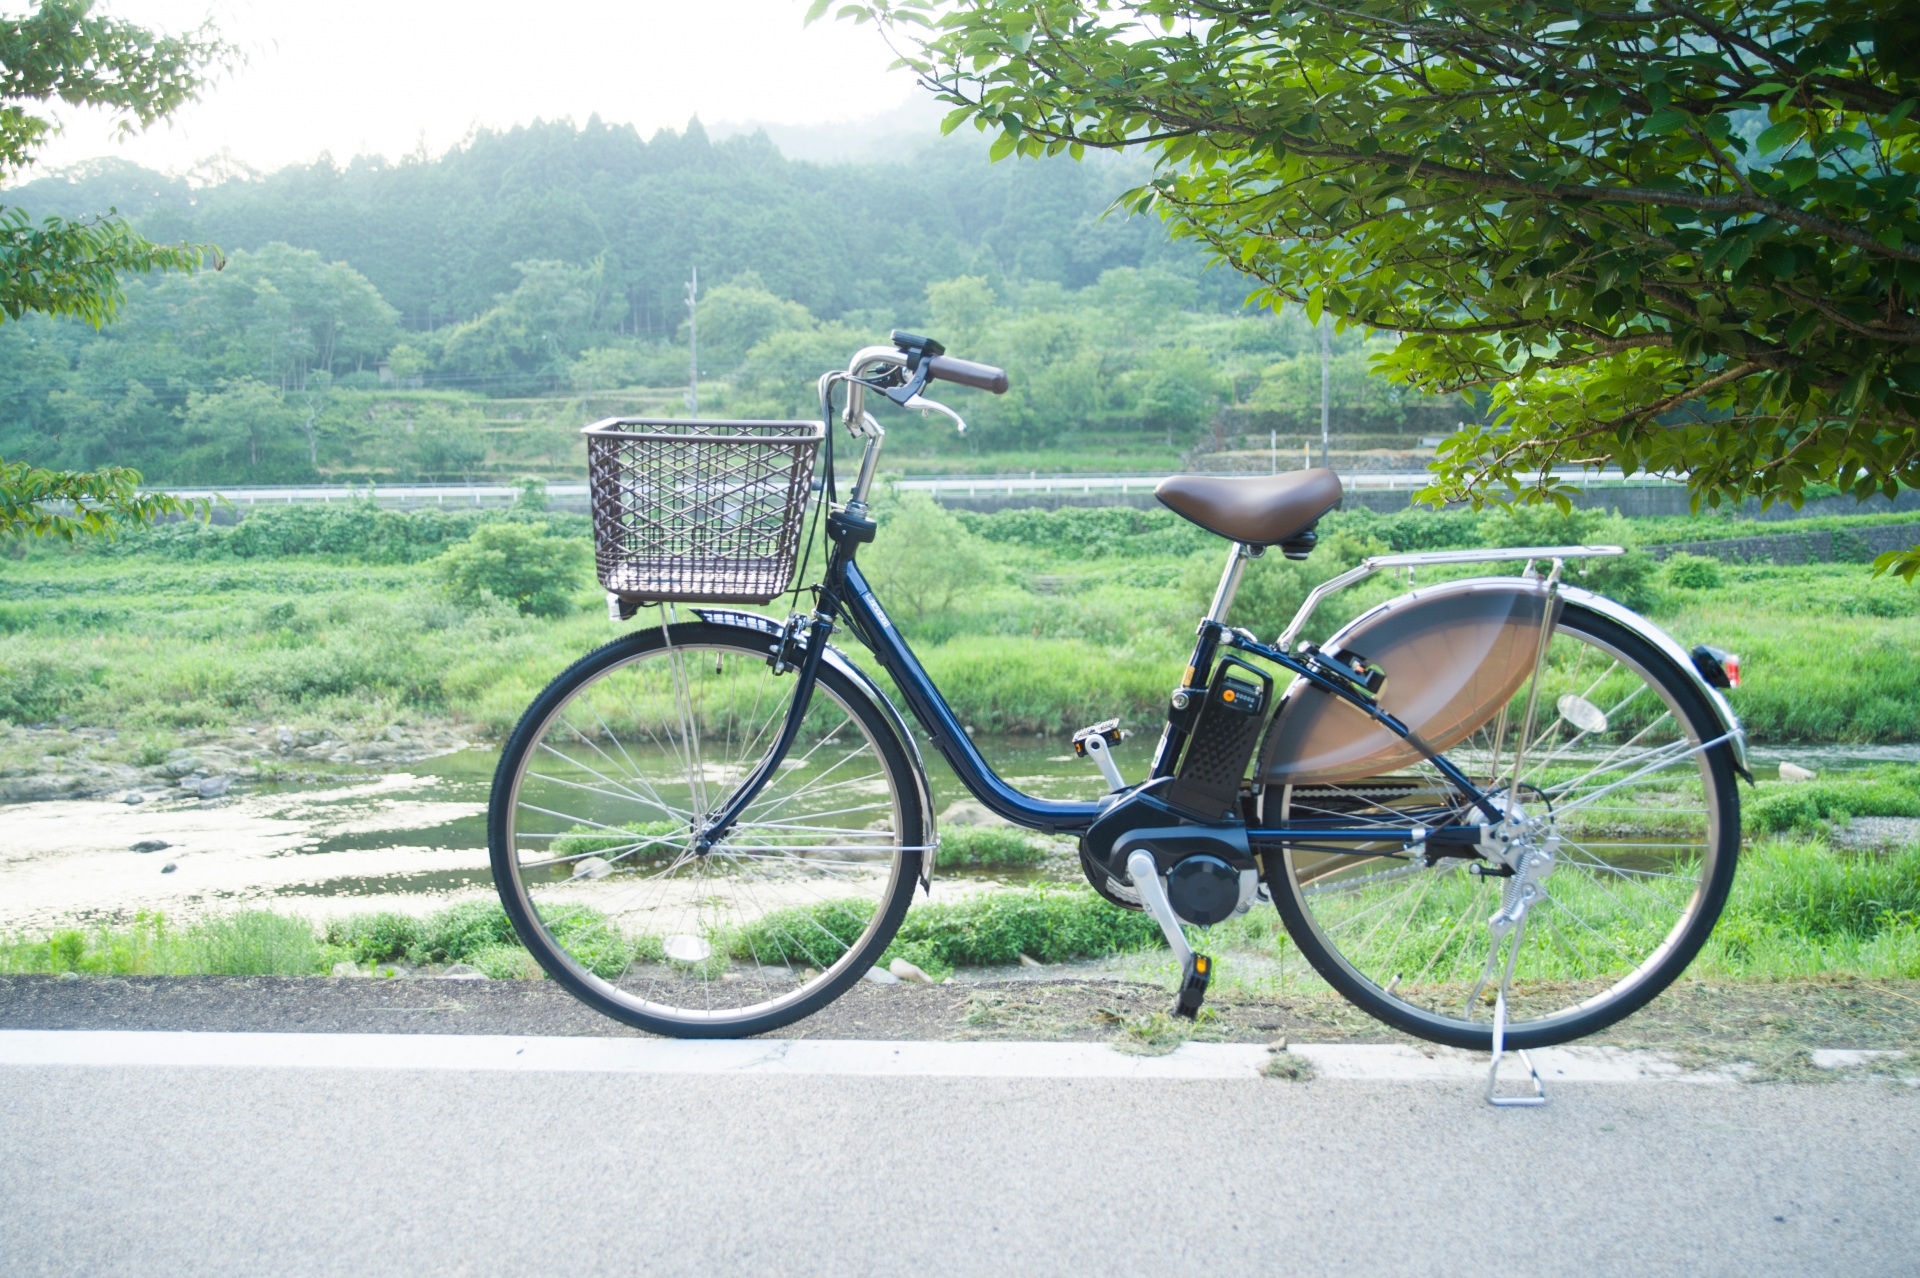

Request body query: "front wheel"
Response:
[1267, 602, 1740, 1050]
[488, 620, 926, 1038]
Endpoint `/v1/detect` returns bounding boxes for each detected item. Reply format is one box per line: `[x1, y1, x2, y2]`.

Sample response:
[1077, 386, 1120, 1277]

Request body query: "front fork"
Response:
[692, 508, 874, 853]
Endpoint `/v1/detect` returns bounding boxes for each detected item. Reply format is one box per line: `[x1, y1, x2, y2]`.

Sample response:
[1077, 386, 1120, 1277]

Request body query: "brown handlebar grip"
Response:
[926, 354, 1009, 395]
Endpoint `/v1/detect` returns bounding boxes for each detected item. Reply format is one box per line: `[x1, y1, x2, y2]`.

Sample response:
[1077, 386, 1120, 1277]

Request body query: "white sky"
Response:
[19, 0, 920, 177]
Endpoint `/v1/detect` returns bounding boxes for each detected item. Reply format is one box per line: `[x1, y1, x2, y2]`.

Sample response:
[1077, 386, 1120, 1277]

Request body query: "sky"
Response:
[19, 0, 926, 178]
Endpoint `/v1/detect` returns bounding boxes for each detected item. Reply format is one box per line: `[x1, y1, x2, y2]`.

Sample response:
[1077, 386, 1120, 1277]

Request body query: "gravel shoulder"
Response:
[4, 973, 1916, 1073]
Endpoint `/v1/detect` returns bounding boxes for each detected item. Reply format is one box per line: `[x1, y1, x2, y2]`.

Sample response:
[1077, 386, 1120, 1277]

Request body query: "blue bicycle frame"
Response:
[688, 337, 1508, 860]
[694, 523, 1503, 859]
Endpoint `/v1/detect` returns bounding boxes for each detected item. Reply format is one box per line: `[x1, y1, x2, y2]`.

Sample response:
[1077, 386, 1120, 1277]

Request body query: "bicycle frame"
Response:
[689, 344, 1730, 864]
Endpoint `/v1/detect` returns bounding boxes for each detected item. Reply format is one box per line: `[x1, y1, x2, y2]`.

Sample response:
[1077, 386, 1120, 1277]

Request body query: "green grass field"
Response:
[6, 837, 1914, 986]
[2, 495, 1917, 990]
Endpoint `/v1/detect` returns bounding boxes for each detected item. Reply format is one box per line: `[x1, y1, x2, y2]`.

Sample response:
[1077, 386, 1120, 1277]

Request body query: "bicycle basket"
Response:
[584, 416, 825, 605]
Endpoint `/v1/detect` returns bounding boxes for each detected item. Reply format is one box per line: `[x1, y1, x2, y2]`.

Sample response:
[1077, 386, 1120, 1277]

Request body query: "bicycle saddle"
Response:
[1155, 468, 1344, 555]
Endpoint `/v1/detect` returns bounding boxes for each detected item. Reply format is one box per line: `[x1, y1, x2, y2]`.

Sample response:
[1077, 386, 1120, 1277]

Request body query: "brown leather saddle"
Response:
[1155, 469, 1344, 558]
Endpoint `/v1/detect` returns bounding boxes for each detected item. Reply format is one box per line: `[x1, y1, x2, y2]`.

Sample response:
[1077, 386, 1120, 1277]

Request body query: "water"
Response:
[0, 727, 1904, 932]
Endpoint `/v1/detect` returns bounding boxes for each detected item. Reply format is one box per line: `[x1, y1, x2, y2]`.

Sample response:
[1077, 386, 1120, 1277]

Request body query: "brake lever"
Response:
[903, 393, 967, 435]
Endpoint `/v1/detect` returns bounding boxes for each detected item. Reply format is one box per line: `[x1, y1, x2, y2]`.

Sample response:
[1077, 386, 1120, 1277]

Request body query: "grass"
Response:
[0, 910, 326, 976]
[5, 832, 1918, 988]
[0, 498, 1916, 747]
[936, 825, 1052, 869]
[1743, 767, 1920, 835]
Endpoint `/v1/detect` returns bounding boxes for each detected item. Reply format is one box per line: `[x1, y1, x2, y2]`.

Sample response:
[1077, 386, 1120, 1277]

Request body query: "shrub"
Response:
[937, 825, 1051, 869]
[863, 491, 1000, 624]
[1663, 552, 1723, 591]
[325, 911, 422, 963]
[1743, 770, 1920, 834]
[1480, 505, 1656, 610]
[885, 886, 1164, 968]
[1830, 529, 1874, 564]
[186, 912, 325, 975]
[412, 900, 519, 964]
[436, 522, 588, 617]
[1727, 840, 1920, 940]
[728, 898, 876, 967]
[551, 820, 680, 859]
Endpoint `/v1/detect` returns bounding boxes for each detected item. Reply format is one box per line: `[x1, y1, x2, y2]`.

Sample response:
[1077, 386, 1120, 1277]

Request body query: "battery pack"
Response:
[1166, 657, 1272, 821]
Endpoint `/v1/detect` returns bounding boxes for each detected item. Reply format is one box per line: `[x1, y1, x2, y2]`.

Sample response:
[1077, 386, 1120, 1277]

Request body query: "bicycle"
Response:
[487, 331, 1748, 1080]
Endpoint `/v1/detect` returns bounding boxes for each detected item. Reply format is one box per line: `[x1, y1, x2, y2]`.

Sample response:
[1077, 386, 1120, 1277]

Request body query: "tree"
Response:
[180, 379, 307, 479]
[1, 0, 228, 325]
[862, 491, 998, 623]
[831, 1, 1920, 574]
[0, 0, 229, 537]
[436, 522, 587, 618]
[685, 273, 816, 370]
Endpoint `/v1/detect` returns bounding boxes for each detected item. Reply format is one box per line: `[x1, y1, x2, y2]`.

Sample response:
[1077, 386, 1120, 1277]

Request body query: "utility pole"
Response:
[686, 264, 699, 419]
[1319, 312, 1331, 470]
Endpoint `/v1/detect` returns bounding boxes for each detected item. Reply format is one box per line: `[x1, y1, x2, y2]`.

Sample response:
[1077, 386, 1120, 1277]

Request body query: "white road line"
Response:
[0, 1030, 1780, 1083]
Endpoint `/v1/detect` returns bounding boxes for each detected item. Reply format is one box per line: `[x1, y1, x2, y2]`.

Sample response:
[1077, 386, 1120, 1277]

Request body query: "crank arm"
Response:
[1125, 848, 1212, 1019]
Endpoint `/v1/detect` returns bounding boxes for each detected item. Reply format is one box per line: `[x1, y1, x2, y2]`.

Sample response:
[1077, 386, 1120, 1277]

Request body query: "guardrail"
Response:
[891, 469, 1669, 499]
[151, 470, 1678, 507]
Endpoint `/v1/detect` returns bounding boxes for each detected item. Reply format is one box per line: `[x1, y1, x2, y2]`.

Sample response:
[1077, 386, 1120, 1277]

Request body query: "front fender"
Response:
[692, 608, 939, 890]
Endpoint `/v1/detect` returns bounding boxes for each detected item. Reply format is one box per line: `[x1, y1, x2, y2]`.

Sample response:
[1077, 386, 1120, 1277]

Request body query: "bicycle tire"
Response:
[488, 620, 926, 1038]
[1267, 601, 1741, 1050]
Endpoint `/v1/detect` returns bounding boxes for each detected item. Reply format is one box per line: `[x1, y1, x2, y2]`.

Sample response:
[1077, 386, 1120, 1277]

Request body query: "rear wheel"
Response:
[1267, 603, 1740, 1049]
[488, 620, 926, 1038]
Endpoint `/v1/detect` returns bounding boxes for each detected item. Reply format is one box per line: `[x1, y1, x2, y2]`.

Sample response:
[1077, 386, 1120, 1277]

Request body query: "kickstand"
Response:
[1486, 986, 1546, 1107]
[1468, 884, 1548, 1107]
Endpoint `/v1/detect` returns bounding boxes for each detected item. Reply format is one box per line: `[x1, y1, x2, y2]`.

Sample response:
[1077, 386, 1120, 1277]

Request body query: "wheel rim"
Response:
[1274, 612, 1730, 1040]
[499, 636, 913, 1026]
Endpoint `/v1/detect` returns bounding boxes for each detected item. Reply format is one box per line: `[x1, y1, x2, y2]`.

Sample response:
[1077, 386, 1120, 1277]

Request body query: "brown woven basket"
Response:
[583, 417, 825, 605]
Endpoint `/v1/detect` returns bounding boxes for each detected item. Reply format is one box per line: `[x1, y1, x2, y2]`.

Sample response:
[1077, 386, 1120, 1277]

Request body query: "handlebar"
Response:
[926, 354, 1008, 395]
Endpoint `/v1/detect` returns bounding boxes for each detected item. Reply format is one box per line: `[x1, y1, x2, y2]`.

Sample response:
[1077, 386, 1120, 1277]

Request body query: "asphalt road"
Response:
[3, 1047, 1915, 1277]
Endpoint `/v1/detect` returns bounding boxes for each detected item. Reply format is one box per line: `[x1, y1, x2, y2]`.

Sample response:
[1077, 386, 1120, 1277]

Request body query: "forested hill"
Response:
[0, 119, 1465, 486]
[4, 118, 1234, 333]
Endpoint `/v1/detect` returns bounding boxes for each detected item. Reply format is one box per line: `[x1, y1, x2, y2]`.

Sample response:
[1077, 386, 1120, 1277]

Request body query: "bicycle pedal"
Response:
[1174, 952, 1212, 1019]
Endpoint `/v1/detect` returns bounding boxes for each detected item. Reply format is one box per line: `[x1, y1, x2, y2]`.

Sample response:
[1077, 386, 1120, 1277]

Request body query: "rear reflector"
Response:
[1691, 644, 1740, 690]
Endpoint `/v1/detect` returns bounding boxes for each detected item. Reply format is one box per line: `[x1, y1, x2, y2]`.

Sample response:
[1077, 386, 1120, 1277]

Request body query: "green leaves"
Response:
[0, 458, 209, 542]
[0, 0, 233, 177]
[840, 0, 1920, 567]
[0, 207, 210, 327]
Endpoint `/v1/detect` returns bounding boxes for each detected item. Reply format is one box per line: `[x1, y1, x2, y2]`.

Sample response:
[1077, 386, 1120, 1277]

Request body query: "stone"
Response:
[122, 792, 145, 805]
[439, 963, 485, 980]
[163, 755, 203, 777]
[130, 840, 170, 853]
[662, 934, 711, 963]
[331, 961, 364, 977]
[863, 966, 901, 985]
[1017, 952, 1042, 968]
[569, 857, 613, 881]
[196, 775, 231, 799]
[385, 725, 406, 742]
[160, 862, 177, 874]
[889, 958, 934, 984]
[57, 970, 80, 982]
[1779, 762, 1818, 783]
[276, 726, 295, 752]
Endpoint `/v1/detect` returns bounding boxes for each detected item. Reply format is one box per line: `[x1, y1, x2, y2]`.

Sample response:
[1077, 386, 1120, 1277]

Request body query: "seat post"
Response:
[1205, 542, 1256, 625]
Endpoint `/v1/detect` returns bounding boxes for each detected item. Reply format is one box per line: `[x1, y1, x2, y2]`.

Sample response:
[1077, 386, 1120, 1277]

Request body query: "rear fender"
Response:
[1256, 578, 1748, 790]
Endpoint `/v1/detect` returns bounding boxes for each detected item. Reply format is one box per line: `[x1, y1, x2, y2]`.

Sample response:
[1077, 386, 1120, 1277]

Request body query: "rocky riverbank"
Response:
[0, 720, 475, 804]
